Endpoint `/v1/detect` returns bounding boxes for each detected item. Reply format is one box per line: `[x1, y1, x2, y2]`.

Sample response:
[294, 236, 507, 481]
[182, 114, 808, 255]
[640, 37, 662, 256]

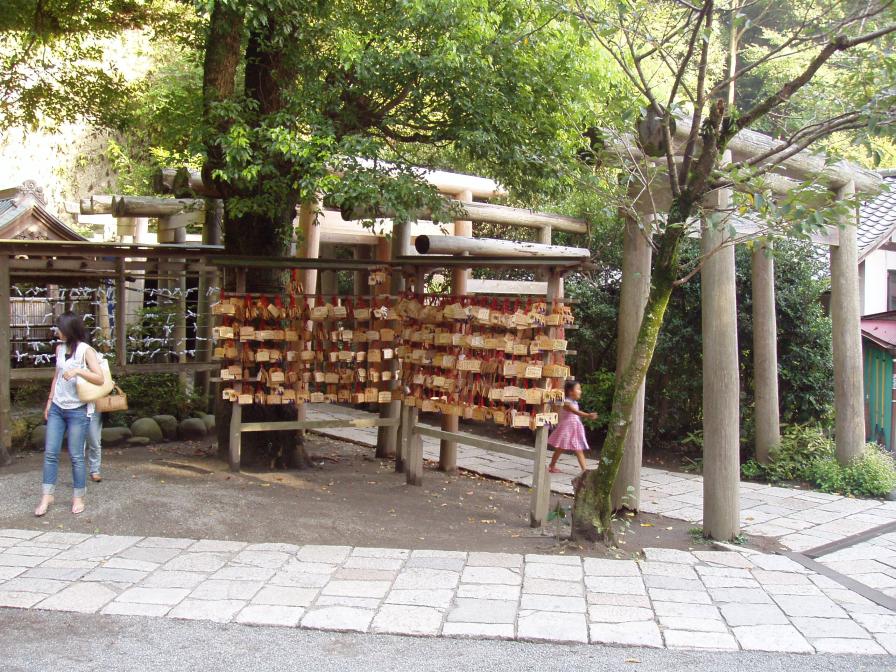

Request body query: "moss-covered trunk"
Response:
[572, 201, 691, 542]
[203, 3, 312, 469]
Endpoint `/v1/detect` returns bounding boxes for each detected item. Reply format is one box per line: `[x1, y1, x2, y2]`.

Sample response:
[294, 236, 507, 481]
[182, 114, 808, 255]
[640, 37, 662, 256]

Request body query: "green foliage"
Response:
[740, 458, 764, 480]
[0, 0, 187, 132]
[807, 446, 896, 498]
[106, 47, 204, 194]
[580, 370, 616, 434]
[763, 423, 836, 482]
[199, 0, 622, 225]
[688, 527, 712, 545]
[734, 1, 896, 166]
[567, 237, 834, 453]
[11, 381, 46, 407]
[114, 373, 203, 424]
[742, 424, 896, 498]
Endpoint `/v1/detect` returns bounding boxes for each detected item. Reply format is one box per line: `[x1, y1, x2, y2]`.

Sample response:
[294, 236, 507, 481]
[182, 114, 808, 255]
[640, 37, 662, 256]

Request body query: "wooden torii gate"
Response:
[612, 124, 884, 540]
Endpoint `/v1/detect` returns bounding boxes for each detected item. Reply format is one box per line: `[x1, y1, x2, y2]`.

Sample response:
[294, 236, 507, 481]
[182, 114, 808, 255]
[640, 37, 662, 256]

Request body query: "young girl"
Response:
[35, 312, 105, 517]
[548, 379, 596, 473]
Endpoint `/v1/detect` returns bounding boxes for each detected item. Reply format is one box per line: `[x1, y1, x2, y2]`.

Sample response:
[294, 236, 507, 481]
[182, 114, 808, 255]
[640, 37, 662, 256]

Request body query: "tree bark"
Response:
[203, 4, 312, 469]
[830, 180, 865, 464]
[572, 201, 690, 541]
[611, 214, 652, 510]
[701, 191, 741, 541]
[414, 235, 589, 259]
[752, 242, 780, 464]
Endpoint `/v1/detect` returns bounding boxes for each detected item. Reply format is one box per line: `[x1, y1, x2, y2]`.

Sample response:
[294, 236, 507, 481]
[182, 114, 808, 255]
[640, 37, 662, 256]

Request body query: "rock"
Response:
[152, 415, 178, 441]
[30, 425, 47, 450]
[201, 414, 216, 432]
[101, 427, 132, 446]
[178, 417, 207, 440]
[130, 417, 163, 442]
[126, 436, 151, 446]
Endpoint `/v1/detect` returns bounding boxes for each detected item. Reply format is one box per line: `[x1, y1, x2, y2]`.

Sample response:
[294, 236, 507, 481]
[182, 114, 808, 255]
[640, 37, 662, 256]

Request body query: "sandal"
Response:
[90, 473, 102, 483]
[71, 498, 86, 515]
[34, 495, 54, 517]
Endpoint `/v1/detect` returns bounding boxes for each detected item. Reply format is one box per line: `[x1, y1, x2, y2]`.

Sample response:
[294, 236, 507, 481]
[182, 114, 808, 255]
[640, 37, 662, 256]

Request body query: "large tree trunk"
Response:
[572, 204, 690, 542]
[203, 4, 312, 469]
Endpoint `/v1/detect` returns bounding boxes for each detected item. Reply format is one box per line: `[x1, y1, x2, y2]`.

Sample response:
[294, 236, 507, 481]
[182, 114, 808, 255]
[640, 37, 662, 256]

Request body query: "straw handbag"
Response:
[95, 386, 128, 413]
[76, 353, 113, 402]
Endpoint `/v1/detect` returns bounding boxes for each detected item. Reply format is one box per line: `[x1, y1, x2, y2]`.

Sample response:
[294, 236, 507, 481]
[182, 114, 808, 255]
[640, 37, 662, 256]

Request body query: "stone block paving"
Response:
[306, 405, 896, 556]
[1, 529, 893, 655]
[817, 531, 896, 601]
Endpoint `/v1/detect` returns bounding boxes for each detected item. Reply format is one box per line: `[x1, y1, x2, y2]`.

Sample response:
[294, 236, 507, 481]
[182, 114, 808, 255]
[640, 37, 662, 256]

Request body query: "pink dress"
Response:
[548, 399, 589, 452]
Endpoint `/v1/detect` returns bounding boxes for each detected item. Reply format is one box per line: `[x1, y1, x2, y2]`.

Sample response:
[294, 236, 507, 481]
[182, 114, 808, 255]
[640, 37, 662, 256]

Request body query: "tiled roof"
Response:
[0, 198, 15, 218]
[858, 173, 896, 259]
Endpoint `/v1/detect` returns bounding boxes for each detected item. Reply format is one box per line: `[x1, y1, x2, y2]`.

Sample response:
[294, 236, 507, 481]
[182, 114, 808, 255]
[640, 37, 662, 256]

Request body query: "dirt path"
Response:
[0, 435, 777, 557]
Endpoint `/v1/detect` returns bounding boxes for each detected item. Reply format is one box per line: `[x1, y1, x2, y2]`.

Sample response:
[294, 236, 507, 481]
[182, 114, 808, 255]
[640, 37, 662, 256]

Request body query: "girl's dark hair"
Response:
[564, 379, 580, 396]
[56, 312, 89, 348]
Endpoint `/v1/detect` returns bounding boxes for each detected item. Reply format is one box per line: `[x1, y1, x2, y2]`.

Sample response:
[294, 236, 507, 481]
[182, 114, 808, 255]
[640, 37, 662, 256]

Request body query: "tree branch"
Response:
[733, 21, 896, 136]
[678, 1, 714, 189]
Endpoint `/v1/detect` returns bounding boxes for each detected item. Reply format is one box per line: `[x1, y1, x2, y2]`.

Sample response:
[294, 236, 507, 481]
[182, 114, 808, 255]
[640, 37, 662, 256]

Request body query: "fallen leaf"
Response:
[624, 658, 641, 664]
[640, 523, 654, 527]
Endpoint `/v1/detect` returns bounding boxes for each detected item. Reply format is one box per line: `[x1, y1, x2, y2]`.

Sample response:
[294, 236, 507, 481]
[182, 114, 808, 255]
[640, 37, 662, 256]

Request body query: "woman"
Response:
[35, 312, 105, 516]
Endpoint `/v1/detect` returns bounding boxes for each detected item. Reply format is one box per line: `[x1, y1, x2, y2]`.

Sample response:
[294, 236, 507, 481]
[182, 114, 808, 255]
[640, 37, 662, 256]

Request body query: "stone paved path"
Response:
[307, 405, 896, 553]
[0, 529, 893, 654]
[817, 530, 896, 600]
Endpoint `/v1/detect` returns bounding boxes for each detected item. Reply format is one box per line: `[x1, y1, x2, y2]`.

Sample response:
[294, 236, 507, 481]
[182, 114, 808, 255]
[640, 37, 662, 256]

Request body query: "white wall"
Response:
[860, 244, 896, 316]
[862, 250, 889, 315]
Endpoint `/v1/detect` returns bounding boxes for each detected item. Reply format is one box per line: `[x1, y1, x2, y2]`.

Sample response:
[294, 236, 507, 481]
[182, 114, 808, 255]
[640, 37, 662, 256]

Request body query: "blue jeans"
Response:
[86, 412, 102, 475]
[43, 403, 89, 497]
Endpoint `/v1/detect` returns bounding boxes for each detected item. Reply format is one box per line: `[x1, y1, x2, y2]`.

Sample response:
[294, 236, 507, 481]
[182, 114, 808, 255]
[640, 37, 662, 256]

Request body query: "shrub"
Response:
[807, 445, 896, 498]
[741, 423, 896, 497]
[12, 381, 47, 407]
[763, 424, 835, 482]
[580, 370, 615, 434]
[112, 374, 204, 426]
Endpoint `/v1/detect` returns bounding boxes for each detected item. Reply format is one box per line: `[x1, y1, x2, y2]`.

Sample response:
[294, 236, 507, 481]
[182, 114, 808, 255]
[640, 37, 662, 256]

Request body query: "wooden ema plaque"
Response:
[212, 284, 398, 407]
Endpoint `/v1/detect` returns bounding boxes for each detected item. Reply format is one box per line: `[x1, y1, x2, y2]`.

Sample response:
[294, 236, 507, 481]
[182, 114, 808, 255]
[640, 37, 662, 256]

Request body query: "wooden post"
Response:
[701, 181, 741, 541]
[611, 214, 652, 510]
[159, 215, 190, 389]
[195, 200, 223, 405]
[114, 258, 127, 367]
[228, 268, 247, 471]
[530, 424, 550, 527]
[228, 403, 242, 471]
[752, 241, 780, 464]
[414, 235, 589, 259]
[353, 245, 370, 296]
[0, 255, 12, 466]
[319, 245, 338, 296]
[125, 217, 149, 328]
[299, 201, 321, 295]
[396, 402, 409, 474]
[376, 220, 409, 459]
[96, 284, 112, 351]
[441, 189, 473, 473]
[830, 179, 865, 464]
[405, 407, 423, 486]
[537, 225, 552, 281]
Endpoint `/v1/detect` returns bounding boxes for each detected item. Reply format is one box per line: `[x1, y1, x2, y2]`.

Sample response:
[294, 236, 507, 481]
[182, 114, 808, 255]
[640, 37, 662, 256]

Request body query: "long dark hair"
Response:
[56, 312, 89, 353]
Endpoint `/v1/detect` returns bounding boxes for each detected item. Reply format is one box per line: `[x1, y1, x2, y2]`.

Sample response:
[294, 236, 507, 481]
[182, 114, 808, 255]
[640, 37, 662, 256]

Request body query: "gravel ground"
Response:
[0, 437, 705, 556]
[2, 609, 892, 672]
